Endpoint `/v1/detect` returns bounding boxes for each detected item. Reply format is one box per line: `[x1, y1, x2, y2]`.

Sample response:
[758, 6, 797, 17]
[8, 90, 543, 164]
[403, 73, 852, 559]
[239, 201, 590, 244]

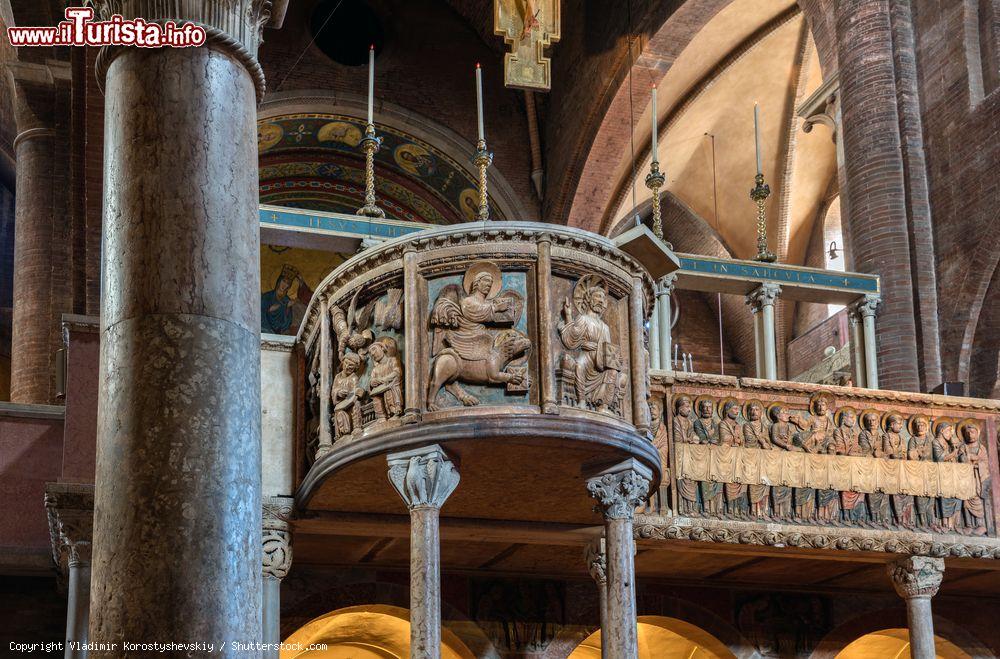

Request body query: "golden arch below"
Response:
[836, 629, 970, 659]
[282, 605, 476, 659]
[568, 615, 737, 659]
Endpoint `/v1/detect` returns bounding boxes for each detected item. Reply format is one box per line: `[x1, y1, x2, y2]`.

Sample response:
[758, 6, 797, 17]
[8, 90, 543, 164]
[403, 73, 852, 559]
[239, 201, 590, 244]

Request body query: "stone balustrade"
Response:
[646, 373, 998, 540]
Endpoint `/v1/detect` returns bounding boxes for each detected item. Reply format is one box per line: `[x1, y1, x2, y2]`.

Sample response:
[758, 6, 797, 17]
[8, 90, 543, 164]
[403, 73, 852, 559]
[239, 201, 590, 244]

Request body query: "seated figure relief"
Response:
[665, 391, 992, 536]
[557, 275, 628, 416]
[427, 262, 531, 410]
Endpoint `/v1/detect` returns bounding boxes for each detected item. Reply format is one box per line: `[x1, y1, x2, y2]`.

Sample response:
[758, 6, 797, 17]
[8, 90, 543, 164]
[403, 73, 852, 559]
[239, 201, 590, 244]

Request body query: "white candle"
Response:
[476, 63, 485, 142]
[651, 86, 658, 163]
[367, 44, 375, 125]
[754, 101, 762, 176]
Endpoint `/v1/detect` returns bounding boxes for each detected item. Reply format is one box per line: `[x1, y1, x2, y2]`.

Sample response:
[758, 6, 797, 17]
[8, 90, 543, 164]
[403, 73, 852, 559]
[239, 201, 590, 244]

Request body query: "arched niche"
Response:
[835, 629, 970, 659]
[567, 615, 739, 659]
[281, 604, 477, 659]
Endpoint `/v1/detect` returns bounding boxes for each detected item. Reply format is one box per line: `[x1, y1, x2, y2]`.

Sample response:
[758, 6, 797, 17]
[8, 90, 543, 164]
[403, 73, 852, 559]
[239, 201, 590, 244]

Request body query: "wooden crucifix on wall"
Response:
[494, 0, 561, 91]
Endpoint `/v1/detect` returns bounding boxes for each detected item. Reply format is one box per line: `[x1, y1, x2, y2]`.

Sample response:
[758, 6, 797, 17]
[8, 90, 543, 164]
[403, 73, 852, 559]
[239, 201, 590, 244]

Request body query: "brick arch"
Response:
[558, 0, 838, 234]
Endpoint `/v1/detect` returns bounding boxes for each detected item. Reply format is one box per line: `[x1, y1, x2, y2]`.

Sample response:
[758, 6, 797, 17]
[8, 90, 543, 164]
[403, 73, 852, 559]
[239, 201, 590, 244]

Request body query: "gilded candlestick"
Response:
[473, 139, 493, 221]
[356, 123, 386, 219]
[644, 160, 668, 246]
[750, 172, 775, 262]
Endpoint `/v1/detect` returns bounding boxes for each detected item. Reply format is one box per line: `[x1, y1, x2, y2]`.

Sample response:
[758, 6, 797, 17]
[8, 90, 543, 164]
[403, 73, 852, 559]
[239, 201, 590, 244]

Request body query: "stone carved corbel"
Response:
[262, 496, 294, 580]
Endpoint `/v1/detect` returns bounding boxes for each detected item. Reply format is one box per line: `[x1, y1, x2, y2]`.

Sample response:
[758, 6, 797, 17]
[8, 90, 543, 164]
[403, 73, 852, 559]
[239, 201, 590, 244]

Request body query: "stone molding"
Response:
[92, 0, 274, 99]
[635, 516, 1000, 560]
[44, 483, 95, 571]
[262, 496, 293, 580]
[888, 556, 945, 599]
[387, 444, 460, 510]
[586, 460, 654, 520]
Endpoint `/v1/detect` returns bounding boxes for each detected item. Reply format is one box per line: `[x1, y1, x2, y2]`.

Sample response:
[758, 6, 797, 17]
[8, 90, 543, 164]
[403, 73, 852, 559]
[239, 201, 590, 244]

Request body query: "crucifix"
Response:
[494, 0, 561, 91]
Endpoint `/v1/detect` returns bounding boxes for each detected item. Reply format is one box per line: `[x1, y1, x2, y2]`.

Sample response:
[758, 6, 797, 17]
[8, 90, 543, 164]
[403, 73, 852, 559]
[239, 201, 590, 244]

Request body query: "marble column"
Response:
[586, 460, 653, 659]
[262, 497, 294, 659]
[6, 61, 71, 404]
[584, 538, 608, 657]
[655, 274, 676, 371]
[89, 2, 273, 654]
[847, 304, 867, 388]
[859, 294, 881, 389]
[888, 556, 944, 659]
[648, 301, 660, 370]
[747, 283, 781, 380]
[387, 445, 460, 659]
[45, 484, 94, 659]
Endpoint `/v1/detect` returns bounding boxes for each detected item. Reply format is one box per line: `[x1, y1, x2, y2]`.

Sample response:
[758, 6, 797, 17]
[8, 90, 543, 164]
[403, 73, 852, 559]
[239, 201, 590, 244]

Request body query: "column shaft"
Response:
[906, 596, 936, 659]
[863, 312, 879, 389]
[848, 309, 867, 387]
[648, 304, 660, 370]
[656, 276, 673, 371]
[604, 517, 637, 658]
[65, 561, 90, 659]
[410, 506, 442, 658]
[752, 308, 763, 377]
[262, 577, 281, 658]
[9, 129, 57, 403]
[388, 445, 459, 659]
[762, 302, 777, 380]
[90, 35, 263, 654]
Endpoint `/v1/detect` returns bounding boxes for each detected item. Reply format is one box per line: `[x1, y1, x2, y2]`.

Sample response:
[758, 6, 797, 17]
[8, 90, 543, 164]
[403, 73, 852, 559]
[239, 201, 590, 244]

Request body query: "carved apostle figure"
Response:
[884, 413, 914, 528]
[368, 337, 404, 421]
[558, 275, 627, 415]
[673, 395, 700, 515]
[933, 420, 963, 531]
[427, 262, 530, 409]
[743, 401, 772, 518]
[331, 352, 364, 439]
[960, 422, 988, 535]
[908, 416, 935, 529]
[859, 410, 890, 526]
[832, 408, 866, 524]
[768, 405, 799, 521]
[693, 397, 723, 515]
[719, 399, 747, 517]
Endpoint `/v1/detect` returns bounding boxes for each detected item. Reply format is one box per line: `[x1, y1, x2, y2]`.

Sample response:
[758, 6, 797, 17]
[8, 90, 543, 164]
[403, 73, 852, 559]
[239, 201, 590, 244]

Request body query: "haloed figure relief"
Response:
[667, 392, 992, 536]
[427, 262, 531, 410]
[557, 275, 628, 416]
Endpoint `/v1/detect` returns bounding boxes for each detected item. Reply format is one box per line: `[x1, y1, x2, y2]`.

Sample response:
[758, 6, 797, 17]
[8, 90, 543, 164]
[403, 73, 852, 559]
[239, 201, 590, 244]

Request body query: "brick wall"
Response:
[786, 308, 848, 379]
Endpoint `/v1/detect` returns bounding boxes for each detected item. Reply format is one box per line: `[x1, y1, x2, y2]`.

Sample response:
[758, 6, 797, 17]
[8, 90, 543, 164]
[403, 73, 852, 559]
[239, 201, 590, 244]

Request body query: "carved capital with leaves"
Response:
[262, 496, 294, 580]
[888, 556, 944, 599]
[586, 460, 653, 521]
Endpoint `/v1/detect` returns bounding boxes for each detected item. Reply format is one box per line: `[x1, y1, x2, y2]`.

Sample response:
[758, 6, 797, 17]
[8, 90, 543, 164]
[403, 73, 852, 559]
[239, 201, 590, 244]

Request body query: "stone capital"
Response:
[92, 0, 275, 98]
[584, 537, 607, 586]
[656, 274, 677, 298]
[746, 282, 781, 311]
[262, 496, 293, 580]
[585, 459, 653, 521]
[857, 294, 881, 319]
[888, 556, 944, 600]
[387, 444, 460, 510]
[44, 483, 95, 571]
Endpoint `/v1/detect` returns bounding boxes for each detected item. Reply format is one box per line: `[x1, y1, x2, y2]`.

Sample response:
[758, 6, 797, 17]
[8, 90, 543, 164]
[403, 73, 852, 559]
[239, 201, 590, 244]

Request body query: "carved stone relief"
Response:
[426, 262, 532, 410]
[668, 392, 993, 536]
[329, 287, 406, 441]
[556, 274, 628, 417]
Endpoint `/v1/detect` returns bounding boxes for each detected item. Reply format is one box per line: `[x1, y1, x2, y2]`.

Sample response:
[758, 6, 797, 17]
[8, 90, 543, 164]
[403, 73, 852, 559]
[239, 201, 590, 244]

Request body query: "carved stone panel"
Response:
[664, 389, 994, 536]
[551, 274, 631, 420]
[329, 286, 406, 441]
[426, 263, 532, 411]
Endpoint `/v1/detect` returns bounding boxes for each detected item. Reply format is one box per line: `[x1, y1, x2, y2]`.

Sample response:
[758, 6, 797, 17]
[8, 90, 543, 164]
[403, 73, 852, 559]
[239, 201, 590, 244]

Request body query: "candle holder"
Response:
[750, 173, 776, 263]
[473, 139, 493, 221]
[356, 123, 386, 219]
[644, 160, 671, 248]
